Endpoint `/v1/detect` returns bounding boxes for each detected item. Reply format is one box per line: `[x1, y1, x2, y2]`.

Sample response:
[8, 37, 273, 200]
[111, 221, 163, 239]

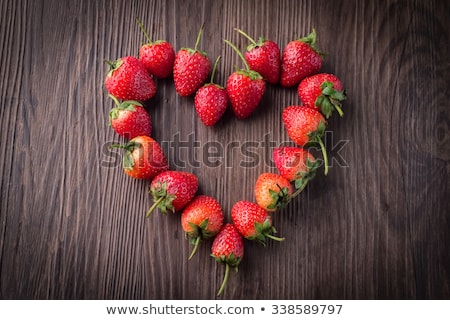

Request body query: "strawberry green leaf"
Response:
[249, 218, 285, 245]
[315, 81, 346, 118]
[123, 151, 134, 170]
[149, 181, 176, 215]
[267, 185, 291, 211]
[292, 159, 321, 197]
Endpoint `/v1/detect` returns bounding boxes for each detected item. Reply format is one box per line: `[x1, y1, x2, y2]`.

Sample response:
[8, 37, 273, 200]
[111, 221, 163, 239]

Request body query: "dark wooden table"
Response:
[1, 0, 449, 300]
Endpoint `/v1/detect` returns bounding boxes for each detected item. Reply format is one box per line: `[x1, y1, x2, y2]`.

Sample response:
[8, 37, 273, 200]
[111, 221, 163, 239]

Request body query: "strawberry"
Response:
[211, 223, 244, 296]
[173, 24, 211, 96]
[273, 146, 320, 194]
[231, 200, 284, 245]
[280, 29, 324, 87]
[136, 18, 175, 79]
[108, 94, 152, 140]
[104, 56, 156, 101]
[254, 172, 293, 212]
[235, 28, 281, 84]
[224, 39, 266, 119]
[298, 73, 346, 119]
[194, 56, 229, 126]
[181, 195, 224, 260]
[110, 135, 168, 179]
[297, 73, 346, 119]
[282, 105, 329, 175]
[146, 170, 198, 218]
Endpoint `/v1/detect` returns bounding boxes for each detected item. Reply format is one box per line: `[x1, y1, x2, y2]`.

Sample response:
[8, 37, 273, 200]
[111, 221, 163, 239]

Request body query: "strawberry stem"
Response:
[224, 39, 250, 71]
[188, 236, 201, 260]
[136, 18, 153, 44]
[104, 59, 115, 68]
[209, 55, 221, 84]
[194, 23, 205, 52]
[292, 179, 309, 198]
[108, 94, 120, 107]
[145, 196, 165, 218]
[317, 138, 329, 175]
[217, 264, 230, 296]
[266, 234, 285, 242]
[235, 28, 257, 46]
[334, 104, 344, 117]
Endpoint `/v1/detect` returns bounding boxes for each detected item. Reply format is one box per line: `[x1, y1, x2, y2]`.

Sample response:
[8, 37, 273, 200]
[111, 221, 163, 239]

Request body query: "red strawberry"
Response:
[108, 94, 152, 140]
[104, 56, 156, 101]
[273, 146, 320, 194]
[280, 29, 324, 87]
[298, 73, 346, 118]
[136, 18, 175, 79]
[231, 200, 284, 245]
[235, 28, 281, 84]
[194, 56, 229, 126]
[224, 39, 266, 119]
[181, 195, 224, 260]
[211, 223, 244, 296]
[282, 105, 329, 175]
[254, 173, 293, 212]
[173, 25, 211, 96]
[110, 135, 168, 179]
[146, 170, 198, 218]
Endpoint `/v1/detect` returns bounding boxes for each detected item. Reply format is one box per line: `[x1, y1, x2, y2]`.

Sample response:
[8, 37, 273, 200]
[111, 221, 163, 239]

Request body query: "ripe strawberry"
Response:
[104, 56, 156, 101]
[110, 135, 168, 179]
[273, 146, 320, 194]
[282, 105, 329, 175]
[136, 18, 175, 79]
[108, 94, 152, 140]
[173, 25, 211, 96]
[231, 200, 284, 245]
[211, 223, 244, 296]
[146, 170, 198, 218]
[254, 173, 293, 212]
[298, 73, 346, 118]
[280, 29, 324, 87]
[194, 56, 228, 126]
[224, 39, 266, 119]
[235, 28, 281, 84]
[181, 195, 224, 260]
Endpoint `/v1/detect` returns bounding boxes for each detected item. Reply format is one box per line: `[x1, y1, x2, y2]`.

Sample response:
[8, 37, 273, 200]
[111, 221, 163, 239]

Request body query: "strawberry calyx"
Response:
[108, 94, 142, 121]
[186, 219, 214, 260]
[291, 158, 321, 197]
[250, 218, 285, 245]
[316, 81, 346, 118]
[235, 69, 263, 81]
[146, 181, 176, 218]
[109, 141, 142, 170]
[267, 184, 291, 211]
[211, 252, 241, 296]
[298, 28, 325, 57]
[104, 58, 123, 77]
[247, 37, 267, 51]
[235, 28, 266, 51]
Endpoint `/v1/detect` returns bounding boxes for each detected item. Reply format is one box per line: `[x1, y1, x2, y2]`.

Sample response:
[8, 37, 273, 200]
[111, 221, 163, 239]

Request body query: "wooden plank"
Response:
[0, 0, 449, 299]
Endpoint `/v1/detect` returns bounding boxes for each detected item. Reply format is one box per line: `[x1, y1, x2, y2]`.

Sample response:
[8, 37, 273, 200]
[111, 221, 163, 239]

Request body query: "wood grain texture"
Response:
[0, 0, 449, 300]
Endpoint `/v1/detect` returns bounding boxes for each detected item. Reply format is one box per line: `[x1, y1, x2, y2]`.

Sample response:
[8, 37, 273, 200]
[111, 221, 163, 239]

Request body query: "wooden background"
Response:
[0, 0, 449, 300]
